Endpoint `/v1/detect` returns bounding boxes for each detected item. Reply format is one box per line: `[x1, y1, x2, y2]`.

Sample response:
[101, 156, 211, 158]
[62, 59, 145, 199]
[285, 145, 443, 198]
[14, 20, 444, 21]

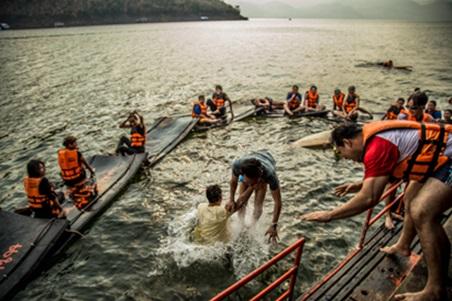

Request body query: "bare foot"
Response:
[380, 244, 411, 257]
[394, 289, 445, 301]
[391, 212, 404, 221]
[385, 215, 395, 230]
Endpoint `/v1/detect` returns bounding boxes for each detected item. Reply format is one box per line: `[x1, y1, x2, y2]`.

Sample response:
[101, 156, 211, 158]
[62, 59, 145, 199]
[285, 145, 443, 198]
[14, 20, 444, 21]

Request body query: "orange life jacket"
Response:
[23, 177, 61, 217]
[288, 94, 301, 110]
[406, 111, 433, 123]
[306, 90, 319, 108]
[58, 148, 83, 181]
[70, 181, 97, 210]
[192, 101, 208, 118]
[130, 126, 146, 148]
[362, 121, 452, 182]
[333, 93, 345, 110]
[213, 93, 226, 108]
[344, 94, 358, 113]
[24, 177, 50, 209]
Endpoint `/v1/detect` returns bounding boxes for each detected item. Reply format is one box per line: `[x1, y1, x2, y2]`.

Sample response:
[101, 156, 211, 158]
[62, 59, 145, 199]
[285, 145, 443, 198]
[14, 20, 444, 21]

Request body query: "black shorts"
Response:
[433, 160, 452, 188]
[64, 169, 87, 187]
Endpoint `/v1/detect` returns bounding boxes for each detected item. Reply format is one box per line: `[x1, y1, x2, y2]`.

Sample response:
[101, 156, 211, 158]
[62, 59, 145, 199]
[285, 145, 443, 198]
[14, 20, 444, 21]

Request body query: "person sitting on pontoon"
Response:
[23, 160, 65, 219]
[304, 85, 326, 112]
[192, 95, 219, 124]
[207, 85, 232, 118]
[332, 88, 345, 117]
[58, 136, 97, 210]
[116, 111, 146, 155]
[284, 85, 304, 116]
[382, 98, 407, 120]
[425, 100, 442, 121]
[442, 109, 452, 124]
[340, 86, 360, 121]
[398, 92, 433, 122]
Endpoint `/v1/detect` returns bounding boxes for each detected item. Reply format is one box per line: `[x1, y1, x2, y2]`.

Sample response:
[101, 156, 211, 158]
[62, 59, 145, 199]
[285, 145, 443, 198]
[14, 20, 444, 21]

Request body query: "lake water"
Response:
[1, 18, 451, 300]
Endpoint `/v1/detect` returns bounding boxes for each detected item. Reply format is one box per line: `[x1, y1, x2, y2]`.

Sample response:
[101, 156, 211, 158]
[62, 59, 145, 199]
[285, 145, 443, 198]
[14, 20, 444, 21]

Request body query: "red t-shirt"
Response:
[363, 136, 400, 179]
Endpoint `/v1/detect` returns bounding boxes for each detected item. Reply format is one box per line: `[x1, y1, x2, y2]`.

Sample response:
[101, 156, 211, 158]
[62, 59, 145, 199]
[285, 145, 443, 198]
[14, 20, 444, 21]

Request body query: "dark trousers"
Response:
[207, 99, 226, 117]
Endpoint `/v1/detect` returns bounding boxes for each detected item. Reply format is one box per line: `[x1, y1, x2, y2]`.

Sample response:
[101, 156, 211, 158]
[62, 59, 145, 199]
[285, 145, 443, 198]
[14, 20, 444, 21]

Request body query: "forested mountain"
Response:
[0, 0, 245, 29]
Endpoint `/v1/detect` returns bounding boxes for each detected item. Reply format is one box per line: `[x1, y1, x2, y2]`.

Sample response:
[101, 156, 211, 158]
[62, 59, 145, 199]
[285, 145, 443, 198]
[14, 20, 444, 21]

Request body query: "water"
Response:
[1, 19, 451, 300]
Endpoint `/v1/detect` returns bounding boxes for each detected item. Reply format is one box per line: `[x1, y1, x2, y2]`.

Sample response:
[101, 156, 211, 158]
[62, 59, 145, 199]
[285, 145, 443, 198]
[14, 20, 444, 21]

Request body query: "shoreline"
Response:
[0, 15, 248, 30]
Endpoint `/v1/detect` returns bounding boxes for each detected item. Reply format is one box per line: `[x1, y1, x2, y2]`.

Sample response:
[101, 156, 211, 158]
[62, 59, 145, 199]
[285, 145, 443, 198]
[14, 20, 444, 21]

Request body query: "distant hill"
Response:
[227, 0, 452, 21]
[0, 0, 246, 29]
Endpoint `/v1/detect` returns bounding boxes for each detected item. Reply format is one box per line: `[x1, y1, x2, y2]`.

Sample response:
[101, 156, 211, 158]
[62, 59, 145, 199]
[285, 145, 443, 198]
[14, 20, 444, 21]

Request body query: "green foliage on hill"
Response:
[0, 0, 245, 28]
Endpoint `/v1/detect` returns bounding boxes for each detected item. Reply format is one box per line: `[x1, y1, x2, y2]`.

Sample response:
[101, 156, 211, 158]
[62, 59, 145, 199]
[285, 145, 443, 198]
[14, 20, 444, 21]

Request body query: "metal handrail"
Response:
[211, 238, 305, 301]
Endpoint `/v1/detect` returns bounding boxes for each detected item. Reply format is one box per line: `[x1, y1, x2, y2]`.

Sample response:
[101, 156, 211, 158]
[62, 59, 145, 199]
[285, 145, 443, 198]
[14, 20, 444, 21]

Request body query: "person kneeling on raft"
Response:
[192, 95, 219, 124]
[304, 85, 326, 112]
[58, 136, 97, 210]
[207, 85, 232, 119]
[22, 160, 66, 219]
[192, 184, 249, 244]
[116, 111, 146, 155]
[284, 85, 304, 116]
[301, 120, 452, 301]
[226, 150, 282, 244]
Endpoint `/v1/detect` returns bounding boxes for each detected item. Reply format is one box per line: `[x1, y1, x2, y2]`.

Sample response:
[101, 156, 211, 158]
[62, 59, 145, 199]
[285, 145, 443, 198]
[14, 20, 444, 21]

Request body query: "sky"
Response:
[224, 0, 452, 21]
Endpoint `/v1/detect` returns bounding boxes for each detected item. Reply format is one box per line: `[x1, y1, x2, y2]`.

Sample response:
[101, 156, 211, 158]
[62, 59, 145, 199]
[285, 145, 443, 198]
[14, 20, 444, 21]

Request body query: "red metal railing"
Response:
[211, 238, 305, 301]
[301, 180, 405, 300]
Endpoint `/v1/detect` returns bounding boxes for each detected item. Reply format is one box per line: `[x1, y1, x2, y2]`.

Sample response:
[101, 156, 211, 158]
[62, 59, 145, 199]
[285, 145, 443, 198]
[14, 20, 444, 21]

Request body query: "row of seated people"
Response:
[23, 112, 147, 219]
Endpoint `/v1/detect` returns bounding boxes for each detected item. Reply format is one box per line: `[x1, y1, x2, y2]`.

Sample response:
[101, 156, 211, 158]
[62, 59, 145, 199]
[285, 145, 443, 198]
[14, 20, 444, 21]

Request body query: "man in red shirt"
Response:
[301, 120, 452, 301]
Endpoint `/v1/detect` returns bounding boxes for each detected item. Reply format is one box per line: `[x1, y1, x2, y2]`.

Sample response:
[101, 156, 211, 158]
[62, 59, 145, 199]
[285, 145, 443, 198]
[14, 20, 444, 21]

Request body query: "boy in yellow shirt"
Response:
[192, 184, 252, 244]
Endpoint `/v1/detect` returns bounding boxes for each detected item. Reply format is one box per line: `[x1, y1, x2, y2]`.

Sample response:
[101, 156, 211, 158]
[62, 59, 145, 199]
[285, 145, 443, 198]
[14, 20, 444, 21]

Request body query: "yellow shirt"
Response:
[192, 203, 232, 244]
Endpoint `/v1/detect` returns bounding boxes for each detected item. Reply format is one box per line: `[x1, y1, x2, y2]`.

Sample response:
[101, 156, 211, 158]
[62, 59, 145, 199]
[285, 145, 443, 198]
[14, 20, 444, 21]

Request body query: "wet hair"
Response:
[445, 109, 452, 114]
[63, 135, 77, 147]
[215, 85, 223, 91]
[206, 185, 222, 203]
[198, 95, 205, 101]
[334, 88, 341, 93]
[292, 85, 299, 90]
[414, 87, 421, 92]
[348, 85, 356, 92]
[397, 97, 405, 103]
[428, 100, 437, 107]
[241, 159, 263, 179]
[331, 123, 363, 147]
[311, 85, 317, 90]
[27, 160, 44, 178]
[411, 92, 428, 108]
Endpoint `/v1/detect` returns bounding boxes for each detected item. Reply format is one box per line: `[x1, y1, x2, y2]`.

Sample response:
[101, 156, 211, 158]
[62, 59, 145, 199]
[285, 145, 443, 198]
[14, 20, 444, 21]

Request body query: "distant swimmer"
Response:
[304, 85, 326, 112]
[382, 98, 407, 120]
[425, 100, 442, 121]
[227, 150, 282, 244]
[58, 136, 97, 210]
[283, 85, 304, 116]
[301, 120, 452, 301]
[192, 185, 247, 244]
[207, 85, 232, 119]
[116, 111, 146, 155]
[22, 160, 65, 219]
[398, 92, 433, 122]
[376, 60, 413, 71]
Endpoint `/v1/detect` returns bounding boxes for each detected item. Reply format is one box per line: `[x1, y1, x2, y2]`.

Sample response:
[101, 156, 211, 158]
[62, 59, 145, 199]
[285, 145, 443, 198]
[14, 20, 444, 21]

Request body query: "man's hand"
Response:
[225, 201, 235, 213]
[300, 211, 332, 222]
[334, 182, 361, 197]
[265, 225, 279, 245]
